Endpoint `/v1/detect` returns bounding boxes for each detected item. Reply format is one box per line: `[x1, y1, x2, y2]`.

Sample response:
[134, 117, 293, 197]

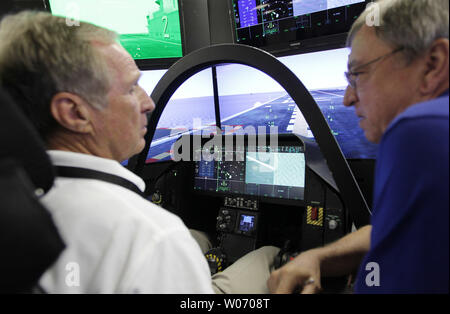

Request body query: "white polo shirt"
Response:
[39, 150, 214, 294]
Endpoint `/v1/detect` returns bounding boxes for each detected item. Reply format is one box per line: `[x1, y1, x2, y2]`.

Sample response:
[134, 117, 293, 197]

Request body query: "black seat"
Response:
[0, 87, 65, 293]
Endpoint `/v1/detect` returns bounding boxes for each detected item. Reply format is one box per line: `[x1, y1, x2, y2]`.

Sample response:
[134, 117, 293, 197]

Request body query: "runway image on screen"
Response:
[145, 88, 378, 163]
[141, 49, 378, 164]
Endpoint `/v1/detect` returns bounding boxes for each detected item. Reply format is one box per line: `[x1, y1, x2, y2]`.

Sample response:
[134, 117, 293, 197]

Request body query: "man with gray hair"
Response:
[0, 11, 215, 293]
[268, 0, 449, 294]
[0, 10, 279, 294]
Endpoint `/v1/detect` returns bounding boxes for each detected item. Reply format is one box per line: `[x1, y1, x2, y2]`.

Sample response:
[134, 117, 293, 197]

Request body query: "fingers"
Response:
[267, 269, 298, 294]
[268, 250, 323, 294]
[268, 265, 322, 294]
[301, 284, 319, 294]
[300, 278, 321, 294]
[268, 269, 320, 294]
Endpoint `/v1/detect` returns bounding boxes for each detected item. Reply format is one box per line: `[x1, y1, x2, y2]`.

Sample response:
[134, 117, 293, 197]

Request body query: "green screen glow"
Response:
[49, 0, 182, 59]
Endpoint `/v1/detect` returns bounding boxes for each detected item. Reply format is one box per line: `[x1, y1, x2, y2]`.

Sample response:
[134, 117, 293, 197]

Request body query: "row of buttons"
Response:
[224, 196, 258, 210]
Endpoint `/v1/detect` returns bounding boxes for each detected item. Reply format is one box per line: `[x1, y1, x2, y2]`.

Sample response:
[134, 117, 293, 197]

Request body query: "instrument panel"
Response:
[145, 134, 350, 267]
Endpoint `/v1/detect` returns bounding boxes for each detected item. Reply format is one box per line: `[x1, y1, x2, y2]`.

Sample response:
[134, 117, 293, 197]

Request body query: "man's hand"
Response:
[267, 249, 323, 294]
[268, 225, 372, 294]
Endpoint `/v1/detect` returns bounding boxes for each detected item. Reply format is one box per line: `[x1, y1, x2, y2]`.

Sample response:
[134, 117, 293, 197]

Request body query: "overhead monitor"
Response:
[231, 0, 368, 55]
[47, 0, 183, 68]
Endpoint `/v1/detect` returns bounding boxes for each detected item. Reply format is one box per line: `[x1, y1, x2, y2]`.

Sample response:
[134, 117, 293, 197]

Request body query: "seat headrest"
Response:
[0, 87, 54, 193]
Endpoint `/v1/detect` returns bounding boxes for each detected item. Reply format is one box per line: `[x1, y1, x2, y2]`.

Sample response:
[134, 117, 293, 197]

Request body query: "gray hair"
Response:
[347, 0, 449, 63]
[0, 11, 118, 140]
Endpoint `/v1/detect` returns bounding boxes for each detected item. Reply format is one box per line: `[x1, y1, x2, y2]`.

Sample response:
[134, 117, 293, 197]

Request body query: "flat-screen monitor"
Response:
[47, 0, 183, 68]
[231, 0, 367, 55]
[194, 143, 306, 201]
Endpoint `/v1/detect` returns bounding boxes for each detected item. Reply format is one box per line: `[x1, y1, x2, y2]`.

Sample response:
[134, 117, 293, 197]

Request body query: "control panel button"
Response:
[306, 205, 324, 227]
[223, 197, 258, 210]
[328, 219, 338, 230]
[311, 207, 318, 221]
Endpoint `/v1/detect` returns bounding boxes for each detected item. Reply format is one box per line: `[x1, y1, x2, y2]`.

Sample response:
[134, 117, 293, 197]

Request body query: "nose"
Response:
[343, 85, 357, 107]
[146, 96, 156, 113]
[137, 85, 155, 113]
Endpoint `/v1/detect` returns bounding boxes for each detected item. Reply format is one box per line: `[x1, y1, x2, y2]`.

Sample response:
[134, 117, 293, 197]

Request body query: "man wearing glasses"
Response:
[268, 0, 448, 294]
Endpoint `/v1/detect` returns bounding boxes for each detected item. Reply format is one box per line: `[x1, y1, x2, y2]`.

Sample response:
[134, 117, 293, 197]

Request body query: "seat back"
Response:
[0, 87, 65, 293]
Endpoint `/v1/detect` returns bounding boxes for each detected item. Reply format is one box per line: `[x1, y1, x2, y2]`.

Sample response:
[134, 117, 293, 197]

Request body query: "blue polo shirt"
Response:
[355, 92, 449, 293]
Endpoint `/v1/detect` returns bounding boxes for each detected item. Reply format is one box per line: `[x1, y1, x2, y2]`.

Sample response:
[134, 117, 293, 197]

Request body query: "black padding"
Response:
[0, 87, 65, 293]
[0, 87, 54, 193]
[0, 1, 14, 20]
[0, 159, 65, 293]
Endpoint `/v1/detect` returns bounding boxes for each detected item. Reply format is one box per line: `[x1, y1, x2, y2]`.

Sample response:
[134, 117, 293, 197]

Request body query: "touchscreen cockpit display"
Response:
[194, 144, 305, 201]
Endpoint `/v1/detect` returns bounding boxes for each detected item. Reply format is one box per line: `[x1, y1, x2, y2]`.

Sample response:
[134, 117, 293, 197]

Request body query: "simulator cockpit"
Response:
[126, 43, 375, 286]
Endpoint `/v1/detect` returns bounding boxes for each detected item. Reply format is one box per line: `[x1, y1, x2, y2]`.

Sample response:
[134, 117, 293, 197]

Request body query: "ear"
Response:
[50, 92, 94, 134]
[420, 38, 449, 96]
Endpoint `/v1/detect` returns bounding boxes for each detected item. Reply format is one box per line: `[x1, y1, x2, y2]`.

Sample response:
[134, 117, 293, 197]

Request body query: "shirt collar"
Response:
[47, 150, 146, 192]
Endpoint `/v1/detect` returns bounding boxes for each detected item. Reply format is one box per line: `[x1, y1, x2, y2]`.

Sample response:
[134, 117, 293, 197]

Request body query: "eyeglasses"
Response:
[345, 47, 404, 90]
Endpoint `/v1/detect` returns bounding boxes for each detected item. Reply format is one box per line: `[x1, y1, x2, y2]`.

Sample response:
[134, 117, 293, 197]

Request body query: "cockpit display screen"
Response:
[194, 144, 305, 201]
[239, 214, 256, 232]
